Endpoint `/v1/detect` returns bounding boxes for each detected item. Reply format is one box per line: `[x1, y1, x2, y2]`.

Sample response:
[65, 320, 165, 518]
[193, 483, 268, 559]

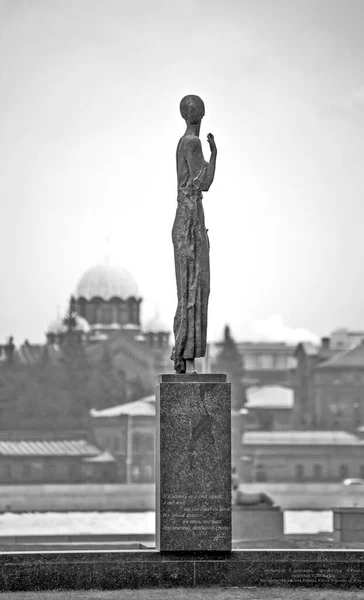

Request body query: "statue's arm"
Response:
[185, 136, 217, 193]
[204, 133, 217, 191]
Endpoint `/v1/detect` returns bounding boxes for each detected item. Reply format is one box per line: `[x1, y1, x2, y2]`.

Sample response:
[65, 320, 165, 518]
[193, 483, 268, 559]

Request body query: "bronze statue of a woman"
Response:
[171, 95, 217, 374]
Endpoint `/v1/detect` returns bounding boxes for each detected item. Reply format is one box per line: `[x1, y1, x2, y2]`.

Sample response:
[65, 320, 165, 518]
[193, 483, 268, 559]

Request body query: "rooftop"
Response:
[0, 440, 100, 457]
[295, 342, 319, 356]
[90, 395, 156, 418]
[242, 430, 364, 445]
[317, 342, 364, 370]
[75, 263, 139, 301]
[244, 386, 293, 410]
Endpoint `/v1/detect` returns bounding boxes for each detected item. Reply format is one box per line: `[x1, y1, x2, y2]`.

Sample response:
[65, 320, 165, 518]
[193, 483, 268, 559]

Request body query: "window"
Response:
[313, 464, 322, 481]
[85, 302, 97, 324]
[22, 463, 31, 481]
[353, 400, 361, 426]
[255, 464, 267, 482]
[30, 461, 43, 482]
[339, 465, 348, 480]
[95, 303, 103, 323]
[261, 355, 274, 369]
[119, 303, 129, 324]
[54, 462, 70, 481]
[100, 302, 113, 325]
[131, 301, 138, 324]
[11, 462, 22, 482]
[274, 355, 286, 370]
[132, 465, 141, 482]
[82, 463, 94, 481]
[255, 355, 264, 369]
[111, 303, 118, 323]
[78, 298, 87, 318]
[287, 356, 297, 369]
[68, 463, 80, 483]
[295, 464, 304, 482]
[144, 464, 153, 481]
[244, 355, 256, 370]
[0, 463, 11, 482]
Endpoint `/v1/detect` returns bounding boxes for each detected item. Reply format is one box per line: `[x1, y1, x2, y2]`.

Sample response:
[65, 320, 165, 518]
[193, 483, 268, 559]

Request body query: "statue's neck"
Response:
[185, 122, 201, 137]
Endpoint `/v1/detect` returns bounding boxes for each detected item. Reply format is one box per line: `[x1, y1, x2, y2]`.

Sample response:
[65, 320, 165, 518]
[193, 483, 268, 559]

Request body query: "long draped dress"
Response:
[171, 134, 211, 373]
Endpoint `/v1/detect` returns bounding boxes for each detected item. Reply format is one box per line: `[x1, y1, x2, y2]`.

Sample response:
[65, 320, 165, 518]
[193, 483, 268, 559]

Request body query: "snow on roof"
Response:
[243, 431, 363, 445]
[83, 450, 115, 463]
[0, 439, 100, 456]
[90, 395, 156, 418]
[244, 386, 294, 410]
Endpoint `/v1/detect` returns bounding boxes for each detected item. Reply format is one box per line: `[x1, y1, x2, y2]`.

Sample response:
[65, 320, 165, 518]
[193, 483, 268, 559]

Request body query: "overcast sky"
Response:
[1, 0, 364, 345]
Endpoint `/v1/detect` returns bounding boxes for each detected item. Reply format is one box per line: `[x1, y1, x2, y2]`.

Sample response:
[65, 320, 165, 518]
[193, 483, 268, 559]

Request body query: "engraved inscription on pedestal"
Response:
[161, 492, 230, 535]
[156, 374, 231, 551]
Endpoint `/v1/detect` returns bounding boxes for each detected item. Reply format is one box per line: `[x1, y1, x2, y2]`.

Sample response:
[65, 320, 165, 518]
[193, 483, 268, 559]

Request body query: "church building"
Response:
[46, 261, 170, 350]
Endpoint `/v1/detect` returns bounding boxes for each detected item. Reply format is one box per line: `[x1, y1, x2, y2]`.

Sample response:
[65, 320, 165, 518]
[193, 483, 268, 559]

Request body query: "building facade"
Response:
[330, 329, 364, 351]
[0, 430, 117, 485]
[313, 343, 364, 431]
[243, 386, 293, 431]
[240, 430, 364, 483]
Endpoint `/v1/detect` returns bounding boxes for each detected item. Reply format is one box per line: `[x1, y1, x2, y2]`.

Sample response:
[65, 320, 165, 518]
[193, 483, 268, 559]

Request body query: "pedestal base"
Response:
[156, 373, 231, 551]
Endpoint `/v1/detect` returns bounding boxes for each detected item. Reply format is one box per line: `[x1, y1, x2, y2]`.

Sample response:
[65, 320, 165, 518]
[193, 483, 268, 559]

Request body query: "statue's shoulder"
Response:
[180, 134, 202, 153]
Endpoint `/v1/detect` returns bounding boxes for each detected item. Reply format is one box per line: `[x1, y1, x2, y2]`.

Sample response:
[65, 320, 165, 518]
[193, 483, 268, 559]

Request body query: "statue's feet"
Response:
[185, 359, 197, 374]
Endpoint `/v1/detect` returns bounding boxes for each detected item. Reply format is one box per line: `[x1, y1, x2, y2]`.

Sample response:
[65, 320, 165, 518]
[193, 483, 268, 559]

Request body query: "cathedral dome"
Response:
[75, 263, 139, 301]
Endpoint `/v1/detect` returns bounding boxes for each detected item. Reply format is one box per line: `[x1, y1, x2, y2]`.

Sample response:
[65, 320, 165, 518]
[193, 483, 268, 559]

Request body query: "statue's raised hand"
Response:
[207, 133, 217, 154]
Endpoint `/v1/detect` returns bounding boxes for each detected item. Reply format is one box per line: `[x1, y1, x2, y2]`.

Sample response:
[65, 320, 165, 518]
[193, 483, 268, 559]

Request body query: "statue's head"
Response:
[180, 95, 205, 125]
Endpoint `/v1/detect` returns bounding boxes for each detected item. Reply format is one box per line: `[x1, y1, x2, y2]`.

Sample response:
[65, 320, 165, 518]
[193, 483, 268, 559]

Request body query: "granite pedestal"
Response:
[156, 373, 231, 551]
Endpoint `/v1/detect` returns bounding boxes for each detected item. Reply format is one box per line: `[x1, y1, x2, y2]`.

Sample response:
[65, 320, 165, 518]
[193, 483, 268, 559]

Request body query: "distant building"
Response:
[91, 395, 155, 484]
[0, 261, 173, 429]
[214, 341, 297, 388]
[313, 342, 364, 431]
[74, 263, 142, 337]
[330, 328, 364, 351]
[243, 386, 293, 431]
[293, 337, 342, 429]
[241, 430, 364, 483]
[294, 335, 364, 430]
[45, 261, 170, 352]
[0, 429, 116, 485]
[238, 341, 297, 372]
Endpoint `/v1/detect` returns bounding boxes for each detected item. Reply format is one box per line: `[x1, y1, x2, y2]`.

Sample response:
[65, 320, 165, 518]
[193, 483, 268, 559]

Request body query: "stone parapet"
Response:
[333, 507, 364, 542]
[232, 505, 284, 544]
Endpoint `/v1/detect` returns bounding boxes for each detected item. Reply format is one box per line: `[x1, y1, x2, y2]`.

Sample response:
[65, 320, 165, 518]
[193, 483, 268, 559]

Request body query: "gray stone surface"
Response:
[156, 374, 231, 551]
[1, 550, 363, 590]
[159, 374, 226, 383]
